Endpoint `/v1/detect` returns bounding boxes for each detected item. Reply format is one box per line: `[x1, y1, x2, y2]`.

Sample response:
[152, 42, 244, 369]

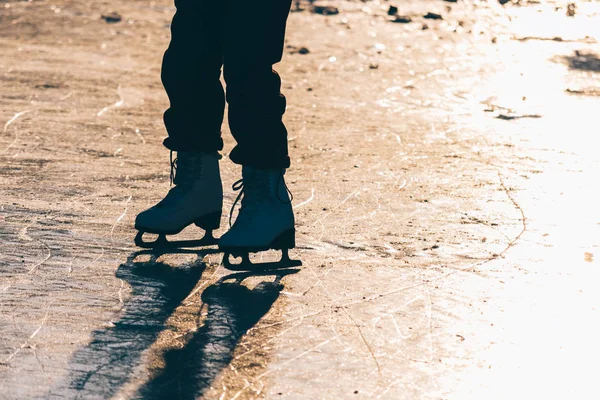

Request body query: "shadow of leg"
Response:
[48, 249, 209, 399]
[137, 269, 299, 400]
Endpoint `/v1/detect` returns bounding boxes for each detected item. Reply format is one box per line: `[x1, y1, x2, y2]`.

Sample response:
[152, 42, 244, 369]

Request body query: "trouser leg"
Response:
[223, 0, 293, 169]
[161, 0, 226, 153]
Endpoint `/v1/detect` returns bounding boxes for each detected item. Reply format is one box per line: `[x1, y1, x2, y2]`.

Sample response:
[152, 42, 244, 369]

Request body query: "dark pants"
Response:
[161, 0, 292, 169]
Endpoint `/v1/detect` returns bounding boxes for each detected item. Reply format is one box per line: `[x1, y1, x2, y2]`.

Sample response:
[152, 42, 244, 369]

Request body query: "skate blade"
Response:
[135, 230, 218, 250]
[128, 247, 221, 265]
[223, 249, 302, 272]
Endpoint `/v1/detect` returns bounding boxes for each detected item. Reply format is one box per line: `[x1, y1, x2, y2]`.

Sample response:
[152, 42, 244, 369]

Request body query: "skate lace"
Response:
[169, 150, 202, 187]
[157, 151, 199, 208]
[169, 150, 176, 186]
[228, 172, 293, 227]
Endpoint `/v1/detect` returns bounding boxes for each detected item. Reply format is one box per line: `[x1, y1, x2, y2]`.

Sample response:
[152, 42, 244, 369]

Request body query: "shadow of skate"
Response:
[48, 248, 210, 399]
[49, 249, 297, 399]
[136, 268, 299, 399]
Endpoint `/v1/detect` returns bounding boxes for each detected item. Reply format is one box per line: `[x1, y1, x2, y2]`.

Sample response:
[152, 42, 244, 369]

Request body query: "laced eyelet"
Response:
[229, 179, 245, 227]
[169, 150, 177, 186]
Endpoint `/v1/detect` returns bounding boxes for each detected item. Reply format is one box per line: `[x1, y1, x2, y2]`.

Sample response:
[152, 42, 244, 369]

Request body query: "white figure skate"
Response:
[219, 166, 302, 270]
[135, 151, 223, 249]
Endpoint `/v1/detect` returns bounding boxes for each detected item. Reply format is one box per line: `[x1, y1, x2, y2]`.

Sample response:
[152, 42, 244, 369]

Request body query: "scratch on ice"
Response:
[1, 303, 52, 365]
[97, 86, 125, 117]
[111, 196, 132, 241]
[2, 110, 32, 153]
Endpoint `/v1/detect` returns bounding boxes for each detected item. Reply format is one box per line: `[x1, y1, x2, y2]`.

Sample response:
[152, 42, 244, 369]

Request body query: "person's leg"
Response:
[218, 0, 299, 268]
[161, 0, 226, 152]
[135, 0, 228, 248]
[223, 0, 293, 169]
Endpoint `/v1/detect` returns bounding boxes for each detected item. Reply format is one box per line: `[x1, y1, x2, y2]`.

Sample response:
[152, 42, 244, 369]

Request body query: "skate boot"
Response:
[134, 151, 223, 249]
[219, 166, 302, 270]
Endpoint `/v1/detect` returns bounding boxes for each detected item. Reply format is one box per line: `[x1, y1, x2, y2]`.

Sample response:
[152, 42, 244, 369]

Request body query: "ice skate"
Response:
[135, 151, 223, 249]
[219, 166, 302, 271]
